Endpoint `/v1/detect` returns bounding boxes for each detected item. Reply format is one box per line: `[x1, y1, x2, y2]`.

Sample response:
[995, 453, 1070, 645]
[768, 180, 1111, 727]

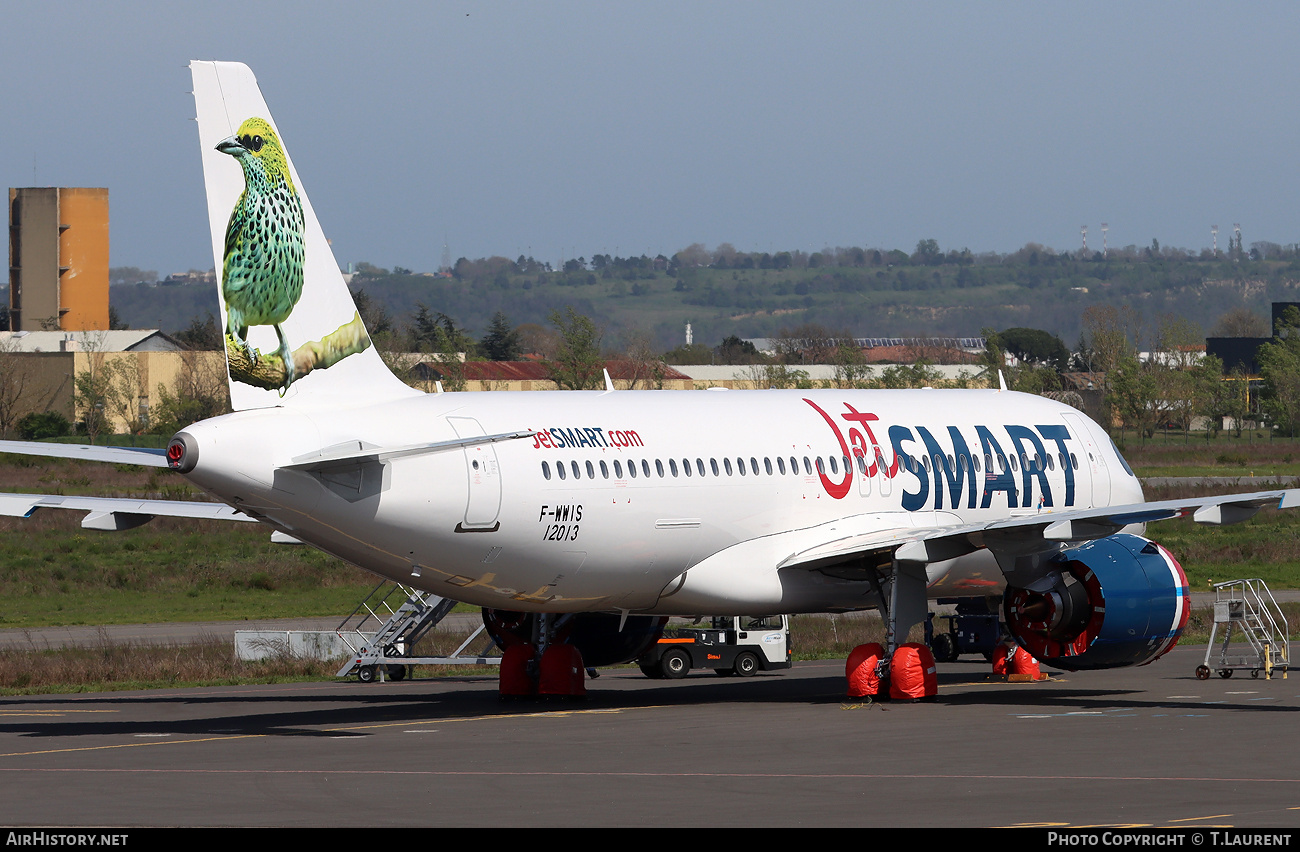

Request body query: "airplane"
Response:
[1, 60, 1297, 694]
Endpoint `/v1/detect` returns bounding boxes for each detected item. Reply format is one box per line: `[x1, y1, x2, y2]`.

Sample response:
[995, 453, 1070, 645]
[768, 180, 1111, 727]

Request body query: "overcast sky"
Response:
[4, 1, 1299, 280]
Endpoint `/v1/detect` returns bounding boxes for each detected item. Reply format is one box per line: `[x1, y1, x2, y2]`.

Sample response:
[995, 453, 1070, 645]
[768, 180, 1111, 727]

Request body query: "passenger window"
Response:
[922, 455, 930, 472]
[642, 459, 652, 477]
[828, 456, 838, 475]
[803, 457, 812, 475]
[557, 461, 567, 480]
[586, 460, 595, 479]
[600, 460, 609, 479]
[656, 459, 665, 477]
[696, 458, 705, 476]
[724, 458, 733, 475]
[669, 459, 678, 477]
[764, 457, 773, 475]
[816, 457, 825, 474]
[628, 459, 637, 478]
[711, 458, 720, 476]
[542, 461, 551, 480]
[737, 457, 746, 476]
[750, 457, 759, 475]
[777, 457, 786, 475]
[857, 455, 867, 474]
[1070, 453, 1078, 470]
[572, 460, 581, 479]
[1010, 455, 1019, 472]
[614, 460, 623, 478]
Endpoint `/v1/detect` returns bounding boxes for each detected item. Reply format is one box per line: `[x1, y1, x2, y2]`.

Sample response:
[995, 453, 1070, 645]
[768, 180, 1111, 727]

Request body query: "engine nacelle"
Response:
[482, 609, 668, 668]
[1003, 534, 1189, 671]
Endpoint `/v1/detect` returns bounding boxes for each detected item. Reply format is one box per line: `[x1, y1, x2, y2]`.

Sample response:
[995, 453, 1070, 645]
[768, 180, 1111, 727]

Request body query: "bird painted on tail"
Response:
[217, 117, 305, 390]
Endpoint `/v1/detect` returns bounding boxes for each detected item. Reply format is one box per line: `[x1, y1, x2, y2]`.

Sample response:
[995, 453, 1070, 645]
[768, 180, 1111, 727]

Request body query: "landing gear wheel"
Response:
[1219, 669, 1233, 679]
[357, 665, 377, 683]
[1195, 665, 1210, 680]
[661, 649, 691, 679]
[930, 632, 958, 663]
[733, 651, 759, 677]
[1251, 669, 1260, 679]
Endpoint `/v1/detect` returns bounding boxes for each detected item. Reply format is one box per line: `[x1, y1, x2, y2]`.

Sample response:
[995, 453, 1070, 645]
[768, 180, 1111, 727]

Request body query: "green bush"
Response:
[17, 412, 71, 441]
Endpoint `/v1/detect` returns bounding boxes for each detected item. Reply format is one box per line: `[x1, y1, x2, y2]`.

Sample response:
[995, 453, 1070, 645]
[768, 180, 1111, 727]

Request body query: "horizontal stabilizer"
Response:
[281, 430, 535, 472]
[0, 493, 252, 528]
[0, 441, 170, 468]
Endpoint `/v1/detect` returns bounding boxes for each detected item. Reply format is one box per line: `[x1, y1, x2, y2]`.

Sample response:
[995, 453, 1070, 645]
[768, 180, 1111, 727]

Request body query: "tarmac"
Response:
[0, 645, 1297, 828]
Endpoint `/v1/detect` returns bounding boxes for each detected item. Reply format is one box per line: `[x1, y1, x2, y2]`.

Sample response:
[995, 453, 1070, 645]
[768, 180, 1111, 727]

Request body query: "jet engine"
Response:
[482, 609, 668, 667]
[1002, 534, 1189, 671]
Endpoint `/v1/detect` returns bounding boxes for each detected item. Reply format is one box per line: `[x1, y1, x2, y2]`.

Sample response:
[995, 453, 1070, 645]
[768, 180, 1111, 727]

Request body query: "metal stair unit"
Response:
[335, 580, 501, 682]
[1198, 579, 1290, 680]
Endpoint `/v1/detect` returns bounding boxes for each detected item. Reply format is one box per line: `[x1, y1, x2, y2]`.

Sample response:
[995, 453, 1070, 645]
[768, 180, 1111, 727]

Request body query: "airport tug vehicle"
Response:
[638, 615, 792, 678]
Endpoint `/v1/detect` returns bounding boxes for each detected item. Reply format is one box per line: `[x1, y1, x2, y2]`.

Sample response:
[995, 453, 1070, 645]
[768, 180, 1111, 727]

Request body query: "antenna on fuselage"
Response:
[998, 370, 1008, 392]
[603, 368, 616, 392]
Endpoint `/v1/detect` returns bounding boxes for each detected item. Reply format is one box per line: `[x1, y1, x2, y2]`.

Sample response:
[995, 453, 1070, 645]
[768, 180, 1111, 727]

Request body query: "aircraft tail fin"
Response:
[189, 61, 417, 411]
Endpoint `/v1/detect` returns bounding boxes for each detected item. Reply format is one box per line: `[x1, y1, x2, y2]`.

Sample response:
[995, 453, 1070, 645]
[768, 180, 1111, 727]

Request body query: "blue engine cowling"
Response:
[1002, 533, 1190, 671]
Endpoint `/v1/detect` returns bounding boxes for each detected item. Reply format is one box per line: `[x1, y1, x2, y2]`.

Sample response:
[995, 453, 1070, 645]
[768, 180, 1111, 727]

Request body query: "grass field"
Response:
[1119, 432, 1300, 479]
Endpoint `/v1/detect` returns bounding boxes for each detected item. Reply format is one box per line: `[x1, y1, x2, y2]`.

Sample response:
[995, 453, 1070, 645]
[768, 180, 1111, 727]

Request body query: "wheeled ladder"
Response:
[1197, 578, 1289, 680]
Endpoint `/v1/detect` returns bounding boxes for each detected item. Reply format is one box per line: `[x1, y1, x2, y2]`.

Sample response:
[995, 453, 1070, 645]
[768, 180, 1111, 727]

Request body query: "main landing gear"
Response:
[494, 612, 587, 701]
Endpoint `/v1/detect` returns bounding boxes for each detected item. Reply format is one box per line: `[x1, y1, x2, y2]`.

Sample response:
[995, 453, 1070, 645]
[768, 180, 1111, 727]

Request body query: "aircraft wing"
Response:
[0, 493, 253, 530]
[0, 440, 170, 468]
[780, 487, 1300, 570]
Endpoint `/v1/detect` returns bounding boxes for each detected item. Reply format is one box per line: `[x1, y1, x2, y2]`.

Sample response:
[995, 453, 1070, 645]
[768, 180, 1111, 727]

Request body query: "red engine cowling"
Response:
[482, 609, 668, 668]
[1003, 534, 1189, 671]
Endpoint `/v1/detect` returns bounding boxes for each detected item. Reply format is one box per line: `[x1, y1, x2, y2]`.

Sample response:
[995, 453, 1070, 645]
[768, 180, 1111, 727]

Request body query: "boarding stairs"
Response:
[1197, 579, 1290, 680]
[335, 581, 501, 682]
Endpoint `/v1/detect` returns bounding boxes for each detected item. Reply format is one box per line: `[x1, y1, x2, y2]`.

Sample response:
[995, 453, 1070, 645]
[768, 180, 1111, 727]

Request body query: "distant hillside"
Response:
[86, 250, 1300, 349]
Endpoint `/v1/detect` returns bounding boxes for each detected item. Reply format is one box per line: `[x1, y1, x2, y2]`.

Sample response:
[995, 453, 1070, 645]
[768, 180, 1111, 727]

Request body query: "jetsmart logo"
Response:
[803, 398, 1077, 511]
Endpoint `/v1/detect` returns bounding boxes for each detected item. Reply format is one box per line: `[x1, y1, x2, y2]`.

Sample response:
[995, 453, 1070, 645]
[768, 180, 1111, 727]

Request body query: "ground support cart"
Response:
[1197, 579, 1289, 681]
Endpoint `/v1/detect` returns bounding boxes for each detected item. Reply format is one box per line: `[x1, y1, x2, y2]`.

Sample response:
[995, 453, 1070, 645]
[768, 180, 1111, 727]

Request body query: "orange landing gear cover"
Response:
[499, 643, 537, 697]
[539, 643, 586, 698]
[993, 643, 1041, 677]
[890, 643, 938, 701]
[846, 643, 886, 697]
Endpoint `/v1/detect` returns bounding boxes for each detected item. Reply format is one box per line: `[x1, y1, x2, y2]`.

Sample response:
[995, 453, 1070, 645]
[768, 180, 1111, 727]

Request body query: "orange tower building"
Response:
[7, 187, 110, 331]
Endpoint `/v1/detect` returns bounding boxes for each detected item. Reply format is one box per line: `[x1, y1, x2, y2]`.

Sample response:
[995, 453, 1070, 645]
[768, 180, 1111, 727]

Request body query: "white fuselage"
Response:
[178, 387, 1143, 616]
